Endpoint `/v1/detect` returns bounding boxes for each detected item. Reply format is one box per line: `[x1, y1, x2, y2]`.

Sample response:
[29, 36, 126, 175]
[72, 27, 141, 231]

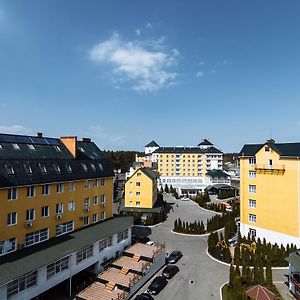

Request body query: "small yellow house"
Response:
[125, 167, 158, 209]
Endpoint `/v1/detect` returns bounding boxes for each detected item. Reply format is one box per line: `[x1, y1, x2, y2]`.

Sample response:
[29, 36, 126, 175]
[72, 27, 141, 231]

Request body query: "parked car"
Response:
[167, 250, 183, 263]
[134, 293, 154, 300]
[147, 276, 168, 295]
[162, 265, 179, 279]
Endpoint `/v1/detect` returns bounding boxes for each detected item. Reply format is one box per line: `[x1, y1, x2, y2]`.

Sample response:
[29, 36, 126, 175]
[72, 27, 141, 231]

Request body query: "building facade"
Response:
[0, 133, 133, 300]
[240, 140, 300, 247]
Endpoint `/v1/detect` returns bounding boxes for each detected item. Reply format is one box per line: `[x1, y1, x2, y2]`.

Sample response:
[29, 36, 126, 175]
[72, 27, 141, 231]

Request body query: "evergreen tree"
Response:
[265, 261, 273, 286]
[174, 219, 178, 231]
[164, 184, 169, 193]
[234, 245, 241, 266]
[229, 264, 235, 290]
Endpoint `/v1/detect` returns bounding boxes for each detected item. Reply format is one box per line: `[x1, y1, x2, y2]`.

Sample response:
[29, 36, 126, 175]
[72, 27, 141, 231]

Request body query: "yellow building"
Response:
[0, 133, 115, 255]
[240, 139, 300, 247]
[125, 167, 158, 209]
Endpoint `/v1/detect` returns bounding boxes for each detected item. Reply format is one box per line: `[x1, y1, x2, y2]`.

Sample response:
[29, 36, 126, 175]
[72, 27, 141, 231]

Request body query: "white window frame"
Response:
[42, 184, 50, 196]
[93, 196, 98, 205]
[92, 213, 98, 223]
[41, 206, 49, 218]
[0, 238, 16, 256]
[56, 221, 74, 236]
[8, 188, 18, 200]
[248, 171, 256, 179]
[25, 228, 49, 246]
[249, 214, 256, 223]
[26, 209, 35, 221]
[249, 185, 256, 194]
[7, 212, 17, 226]
[46, 256, 69, 279]
[57, 183, 64, 193]
[249, 199, 256, 208]
[68, 201, 75, 212]
[56, 203, 63, 214]
[26, 186, 35, 198]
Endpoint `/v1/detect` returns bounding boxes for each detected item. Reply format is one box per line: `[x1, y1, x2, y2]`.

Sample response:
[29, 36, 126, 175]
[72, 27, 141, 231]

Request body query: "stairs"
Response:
[132, 255, 140, 262]
[105, 282, 115, 291]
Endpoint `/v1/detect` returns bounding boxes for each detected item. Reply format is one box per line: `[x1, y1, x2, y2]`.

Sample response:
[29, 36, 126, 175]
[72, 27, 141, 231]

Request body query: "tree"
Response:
[229, 264, 235, 290]
[164, 184, 169, 193]
[265, 261, 273, 286]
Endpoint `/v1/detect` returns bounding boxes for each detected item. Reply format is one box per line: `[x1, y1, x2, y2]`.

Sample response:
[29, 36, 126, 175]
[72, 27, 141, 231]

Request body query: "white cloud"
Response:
[135, 29, 141, 36]
[89, 33, 179, 92]
[198, 61, 205, 66]
[0, 125, 32, 135]
[146, 22, 152, 28]
[196, 71, 204, 78]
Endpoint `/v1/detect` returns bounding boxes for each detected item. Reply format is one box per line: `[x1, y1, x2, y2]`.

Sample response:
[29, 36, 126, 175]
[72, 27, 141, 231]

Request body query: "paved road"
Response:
[137, 194, 291, 300]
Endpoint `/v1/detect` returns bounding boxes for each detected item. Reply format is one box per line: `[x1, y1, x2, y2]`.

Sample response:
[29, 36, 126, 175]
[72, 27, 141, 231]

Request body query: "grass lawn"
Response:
[221, 284, 232, 300]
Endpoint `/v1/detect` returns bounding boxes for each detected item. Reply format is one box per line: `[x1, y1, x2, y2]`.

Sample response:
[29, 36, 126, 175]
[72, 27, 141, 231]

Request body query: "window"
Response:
[56, 221, 74, 236]
[26, 186, 35, 198]
[57, 183, 64, 193]
[129, 191, 132, 197]
[265, 146, 270, 152]
[101, 211, 106, 220]
[53, 164, 61, 173]
[99, 237, 112, 251]
[46, 256, 69, 279]
[0, 143, 2, 149]
[26, 209, 35, 221]
[39, 163, 47, 173]
[98, 163, 103, 171]
[76, 245, 93, 264]
[65, 164, 72, 173]
[101, 179, 106, 186]
[136, 192, 140, 196]
[6, 165, 15, 175]
[92, 213, 98, 223]
[8, 188, 17, 200]
[0, 238, 16, 256]
[56, 203, 63, 214]
[93, 179, 98, 187]
[41, 206, 49, 218]
[90, 164, 96, 171]
[84, 197, 90, 207]
[25, 228, 48, 246]
[68, 201, 75, 212]
[7, 212, 17, 226]
[136, 182, 141, 186]
[248, 171, 256, 179]
[249, 228, 256, 237]
[93, 196, 98, 205]
[24, 165, 32, 174]
[249, 185, 256, 193]
[42, 184, 50, 195]
[136, 172, 141, 177]
[136, 201, 141, 207]
[129, 201, 132, 206]
[85, 180, 90, 188]
[69, 182, 75, 192]
[101, 194, 106, 203]
[81, 163, 88, 172]
[27, 144, 35, 150]
[117, 229, 128, 243]
[7, 270, 38, 298]
[249, 199, 256, 208]
[249, 214, 256, 223]
[78, 147, 85, 152]
[83, 216, 89, 225]
[54, 145, 61, 152]
[12, 143, 20, 150]
[249, 158, 256, 164]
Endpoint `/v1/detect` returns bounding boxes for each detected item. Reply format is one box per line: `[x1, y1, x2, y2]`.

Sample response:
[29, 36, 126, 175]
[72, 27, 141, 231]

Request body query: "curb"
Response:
[194, 203, 223, 215]
[205, 247, 289, 270]
[171, 227, 224, 237]
[220, 282, 228, 300]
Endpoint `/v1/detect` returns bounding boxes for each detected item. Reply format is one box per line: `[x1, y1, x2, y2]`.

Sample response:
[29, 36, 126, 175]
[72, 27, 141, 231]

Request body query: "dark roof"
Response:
[198, 139, 213, 146]
[0, 216, 133, 285]
[154, 146, 222, 154]
[0, 134, 114, 188]
[240, 142, 300, 157]
[286, 251, 300, 271]
[145, 140, 159, 147]
[206, 184, 235, 190]
[141, 167, 158, 180]
[206, 169, 229, 178]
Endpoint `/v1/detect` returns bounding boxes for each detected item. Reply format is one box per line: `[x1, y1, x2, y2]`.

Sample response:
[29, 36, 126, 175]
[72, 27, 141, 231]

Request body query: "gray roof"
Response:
[0, 216, 133, 286]
[198, 139, 213, 146]
[240, 142, 300, 157]
[141, 168, 158, 180]
[154, 146, 222, 154]
[206, 169, 229, 178]
[0, 133, 114, 188]
[145, 141, 159, 147]
[286, 251, 300, 271]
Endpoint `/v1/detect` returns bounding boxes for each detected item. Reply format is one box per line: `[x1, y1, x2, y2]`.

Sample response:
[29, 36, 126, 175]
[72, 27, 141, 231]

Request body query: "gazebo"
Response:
[246, 285, 276, 300]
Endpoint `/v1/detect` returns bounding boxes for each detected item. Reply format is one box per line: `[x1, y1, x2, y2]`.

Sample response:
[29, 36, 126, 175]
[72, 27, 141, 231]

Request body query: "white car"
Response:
[181, 197, 190, 201]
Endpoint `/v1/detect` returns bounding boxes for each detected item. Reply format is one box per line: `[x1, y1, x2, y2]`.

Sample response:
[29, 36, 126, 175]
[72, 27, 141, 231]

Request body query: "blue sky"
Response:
[0, 1, 300, 152]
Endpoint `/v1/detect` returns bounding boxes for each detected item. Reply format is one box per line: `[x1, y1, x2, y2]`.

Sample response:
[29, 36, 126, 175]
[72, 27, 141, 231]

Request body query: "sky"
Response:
[0, 1, 300, 152]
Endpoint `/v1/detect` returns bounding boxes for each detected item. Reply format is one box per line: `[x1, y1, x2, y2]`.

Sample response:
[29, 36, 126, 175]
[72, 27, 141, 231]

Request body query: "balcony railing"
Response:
[291, 275, 300, 290]
[255, 164, 285, 171]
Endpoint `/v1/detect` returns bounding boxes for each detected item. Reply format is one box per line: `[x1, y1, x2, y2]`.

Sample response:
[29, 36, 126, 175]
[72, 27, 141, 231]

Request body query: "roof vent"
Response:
[266, 138, 275, 144]
[36, 132, 43, 138]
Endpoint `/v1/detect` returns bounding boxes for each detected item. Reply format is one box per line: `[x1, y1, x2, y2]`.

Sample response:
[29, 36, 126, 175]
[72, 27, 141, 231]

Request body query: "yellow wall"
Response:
[125, 170, 157, 208]
[240, 145, 299, 237]
[0, 177, 114, 244]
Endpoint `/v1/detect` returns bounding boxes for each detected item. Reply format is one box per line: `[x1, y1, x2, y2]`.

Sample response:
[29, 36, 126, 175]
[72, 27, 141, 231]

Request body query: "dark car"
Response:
[167, 250, 183, 263]
[162, 265, 179, 279]
[134, 293, 154, 300]
[147, 276, 168, 295]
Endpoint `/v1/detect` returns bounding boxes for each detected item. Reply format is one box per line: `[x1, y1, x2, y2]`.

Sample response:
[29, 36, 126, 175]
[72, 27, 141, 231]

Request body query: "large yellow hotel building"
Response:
[0, 133, 132, 300]
[240, 140, 300, 247]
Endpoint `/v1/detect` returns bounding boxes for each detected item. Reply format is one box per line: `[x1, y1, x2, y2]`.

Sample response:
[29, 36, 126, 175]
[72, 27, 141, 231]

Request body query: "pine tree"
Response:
[265, 261, 273, 286]
[234, 245, 241, 266]
[164, 184, 169, 193]
[174, 219, 178, 231]
[229, 264, 235, 290]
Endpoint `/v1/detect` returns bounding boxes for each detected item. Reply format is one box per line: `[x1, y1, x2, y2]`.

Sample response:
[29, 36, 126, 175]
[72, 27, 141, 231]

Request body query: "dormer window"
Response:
[265, 146, 270, 152]
[81, 163, 88, 172]
[6, 165, 15, 175]
[12, 143, 20, 150]
[66, 164, 72, 173]
[0, 144, 2, 149]
[53, 164, 61, 173]
[90, 164, 96, 171]
[39, 164, 47, 173]
[24, 165, 32, 174]
[28, 144, 35, 150]
[98, 163, 103, 171]
[54, 145, 61, 152]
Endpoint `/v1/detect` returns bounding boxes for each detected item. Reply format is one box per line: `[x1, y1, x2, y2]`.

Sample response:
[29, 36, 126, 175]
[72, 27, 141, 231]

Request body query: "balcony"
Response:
[255, 164, 285, 174]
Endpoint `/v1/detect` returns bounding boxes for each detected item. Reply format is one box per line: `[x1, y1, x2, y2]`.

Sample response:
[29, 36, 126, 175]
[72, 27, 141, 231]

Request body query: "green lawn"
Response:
[222, 284, 232, 300]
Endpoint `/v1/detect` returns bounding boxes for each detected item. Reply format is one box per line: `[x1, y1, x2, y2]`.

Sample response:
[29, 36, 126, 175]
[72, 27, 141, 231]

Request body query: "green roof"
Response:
[0, 217, 133, 286]
[286, 251, 300, 271]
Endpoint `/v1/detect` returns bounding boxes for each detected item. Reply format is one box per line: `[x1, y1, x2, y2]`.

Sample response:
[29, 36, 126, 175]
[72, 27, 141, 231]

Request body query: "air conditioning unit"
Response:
[84, 206, 90, 213]
[55, 213, 62, 220]
[18, 242, 26, 250]
[25, 221, 32, 228]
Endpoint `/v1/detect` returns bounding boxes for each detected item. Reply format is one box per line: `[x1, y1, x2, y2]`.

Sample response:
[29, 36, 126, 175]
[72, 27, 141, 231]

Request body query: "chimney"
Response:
[36, 132, 43, 138]
[82, 137, 91, 142]
[60, 136, 77, 158]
